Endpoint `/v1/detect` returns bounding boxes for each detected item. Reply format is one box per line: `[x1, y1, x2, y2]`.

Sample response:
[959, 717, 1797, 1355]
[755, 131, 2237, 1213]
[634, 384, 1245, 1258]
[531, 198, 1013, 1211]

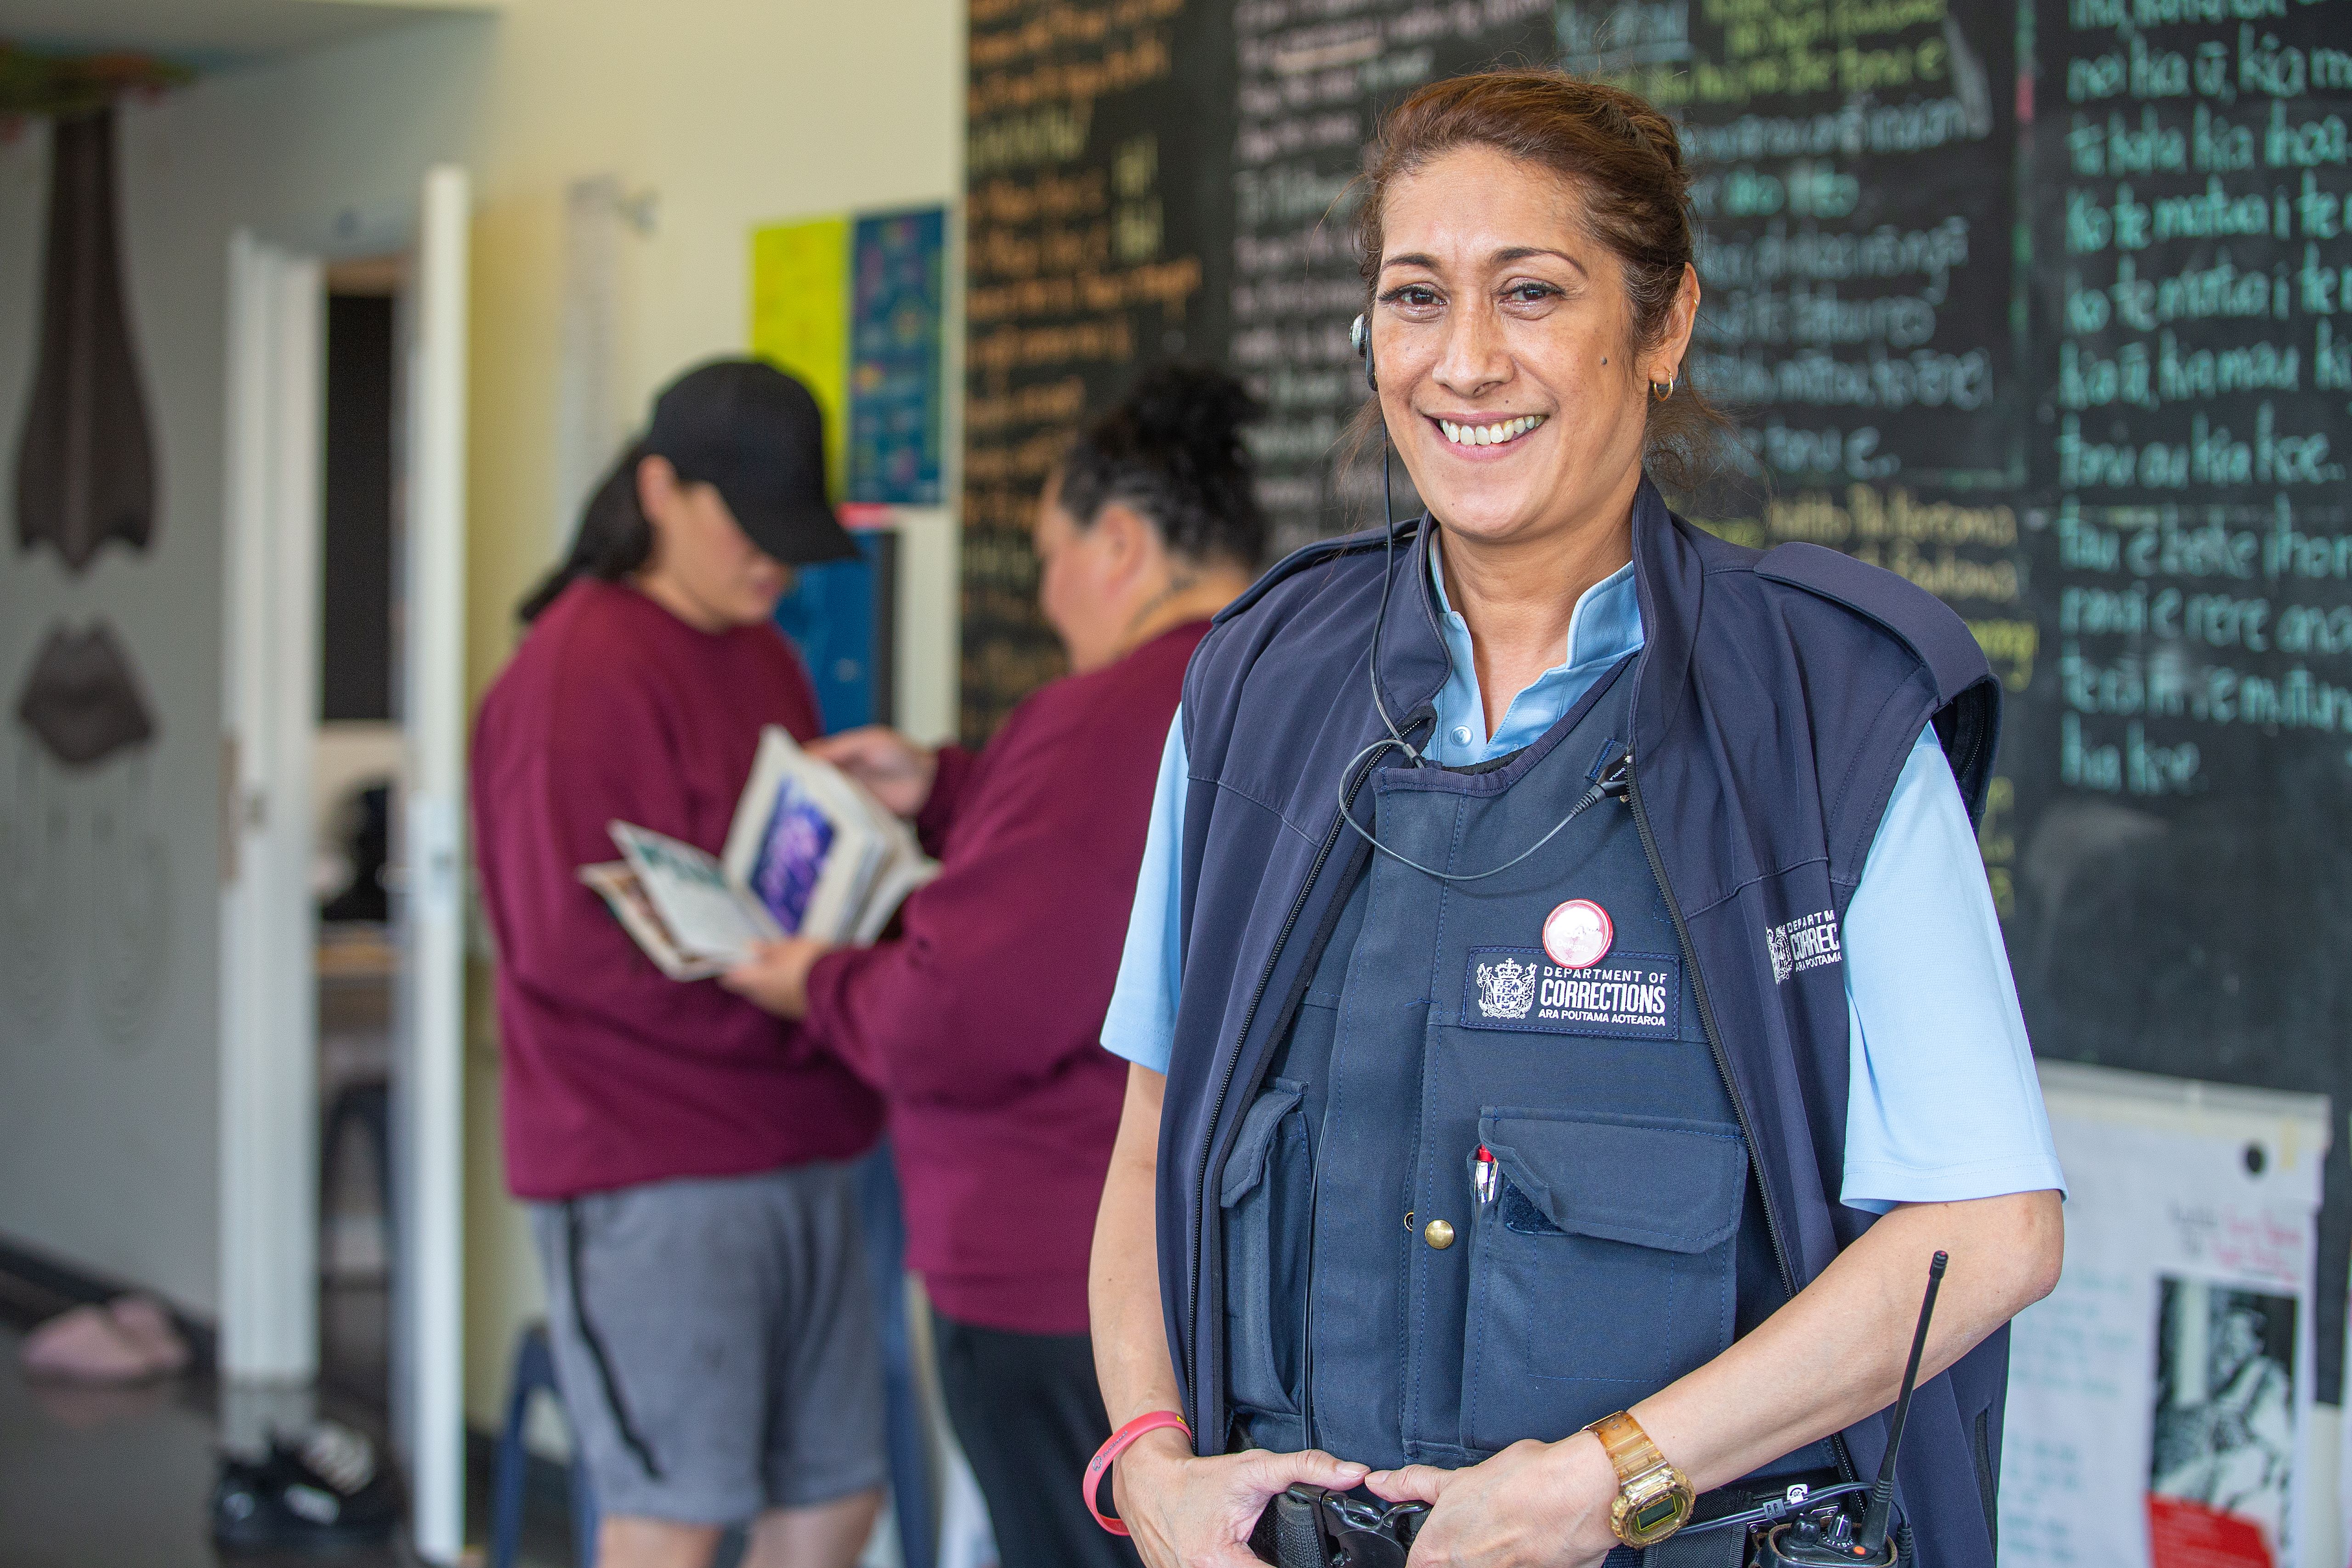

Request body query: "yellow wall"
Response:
[458, 0, 965, 702]
[448, 0, 966, 1428]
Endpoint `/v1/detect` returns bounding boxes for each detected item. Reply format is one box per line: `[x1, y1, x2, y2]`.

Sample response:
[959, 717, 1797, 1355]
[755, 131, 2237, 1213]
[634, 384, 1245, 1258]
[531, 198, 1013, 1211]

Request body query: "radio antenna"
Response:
[1859, 1251, 1948, 1558]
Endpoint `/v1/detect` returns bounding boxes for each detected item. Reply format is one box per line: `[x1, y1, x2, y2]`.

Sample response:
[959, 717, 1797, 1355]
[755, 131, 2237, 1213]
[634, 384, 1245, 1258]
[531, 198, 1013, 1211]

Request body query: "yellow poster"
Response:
[748, 214, 850, 498]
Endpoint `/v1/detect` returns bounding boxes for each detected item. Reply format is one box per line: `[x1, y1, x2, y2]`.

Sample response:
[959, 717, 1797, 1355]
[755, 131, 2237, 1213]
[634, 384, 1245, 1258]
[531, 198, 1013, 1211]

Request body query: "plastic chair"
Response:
[492, 1323, 598, 1568]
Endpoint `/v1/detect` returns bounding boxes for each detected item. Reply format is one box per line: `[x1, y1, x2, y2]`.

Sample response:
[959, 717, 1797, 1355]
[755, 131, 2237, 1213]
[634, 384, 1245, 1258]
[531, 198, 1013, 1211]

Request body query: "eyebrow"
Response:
[1379, 246, 1588, 277]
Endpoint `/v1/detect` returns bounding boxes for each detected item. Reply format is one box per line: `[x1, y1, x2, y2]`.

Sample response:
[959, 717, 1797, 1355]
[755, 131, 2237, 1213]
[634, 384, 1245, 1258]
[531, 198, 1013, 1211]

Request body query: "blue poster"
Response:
[848, 208, 946, 505]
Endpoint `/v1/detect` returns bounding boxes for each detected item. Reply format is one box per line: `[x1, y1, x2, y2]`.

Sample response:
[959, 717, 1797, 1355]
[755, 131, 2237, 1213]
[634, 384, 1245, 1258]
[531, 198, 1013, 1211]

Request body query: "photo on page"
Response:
[2148, 1275, 2296, 1568]
[746, 776, 835, 934]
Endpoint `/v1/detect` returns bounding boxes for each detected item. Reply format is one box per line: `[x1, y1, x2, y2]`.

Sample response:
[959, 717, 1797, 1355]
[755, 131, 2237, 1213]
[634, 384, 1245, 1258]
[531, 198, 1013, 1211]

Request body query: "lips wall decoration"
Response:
[15, 620, 154, 768]
[14, 106, 158, 573]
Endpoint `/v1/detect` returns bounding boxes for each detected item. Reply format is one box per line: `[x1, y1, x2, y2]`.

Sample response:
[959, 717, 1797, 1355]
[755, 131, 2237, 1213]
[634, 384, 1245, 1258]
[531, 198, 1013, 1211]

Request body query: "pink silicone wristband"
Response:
[1083, 1410, 1192, 1535]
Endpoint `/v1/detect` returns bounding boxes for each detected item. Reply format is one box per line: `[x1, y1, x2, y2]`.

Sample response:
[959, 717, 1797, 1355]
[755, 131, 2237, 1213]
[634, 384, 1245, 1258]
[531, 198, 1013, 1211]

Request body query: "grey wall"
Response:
[0, 19, 488, 1314]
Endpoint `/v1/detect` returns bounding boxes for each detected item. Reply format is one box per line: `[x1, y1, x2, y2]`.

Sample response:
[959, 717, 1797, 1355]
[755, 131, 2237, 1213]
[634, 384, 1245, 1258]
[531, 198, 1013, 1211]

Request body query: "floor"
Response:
[0, 1323, 242, 1568]
[0, 933, 578, 1565]
[0, 1309, 573, 1567]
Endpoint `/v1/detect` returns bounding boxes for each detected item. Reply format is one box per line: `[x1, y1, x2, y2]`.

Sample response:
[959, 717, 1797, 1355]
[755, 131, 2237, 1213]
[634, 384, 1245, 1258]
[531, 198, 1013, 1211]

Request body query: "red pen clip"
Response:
[1474, 1145, 1498, 1204]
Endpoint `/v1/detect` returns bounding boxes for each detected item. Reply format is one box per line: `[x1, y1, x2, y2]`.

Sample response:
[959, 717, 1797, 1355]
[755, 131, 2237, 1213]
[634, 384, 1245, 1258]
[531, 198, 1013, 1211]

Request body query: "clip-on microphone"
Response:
[1759, 1251, 1948, 1568]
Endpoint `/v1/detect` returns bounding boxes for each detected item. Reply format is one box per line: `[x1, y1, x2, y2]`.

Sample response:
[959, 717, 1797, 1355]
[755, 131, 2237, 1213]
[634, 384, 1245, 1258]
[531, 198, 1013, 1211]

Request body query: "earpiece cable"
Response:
[1366, 437, 1421, 766]
[1345, 317, 1634, 887]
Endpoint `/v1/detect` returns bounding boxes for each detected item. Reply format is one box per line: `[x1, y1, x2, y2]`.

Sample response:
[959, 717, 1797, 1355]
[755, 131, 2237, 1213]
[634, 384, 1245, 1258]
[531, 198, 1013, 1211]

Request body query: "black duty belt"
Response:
[1251, 1474, 1869, 1568]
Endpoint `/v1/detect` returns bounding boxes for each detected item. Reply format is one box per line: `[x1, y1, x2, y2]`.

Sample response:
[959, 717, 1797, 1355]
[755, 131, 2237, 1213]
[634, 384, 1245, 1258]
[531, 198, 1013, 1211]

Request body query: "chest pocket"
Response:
[1460, 1110, 1746, 1454]
[1221, 1076, 1312, 1418]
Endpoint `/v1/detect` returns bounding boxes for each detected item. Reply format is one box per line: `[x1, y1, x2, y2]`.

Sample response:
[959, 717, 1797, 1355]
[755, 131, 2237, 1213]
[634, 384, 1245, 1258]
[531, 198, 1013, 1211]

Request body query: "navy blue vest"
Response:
[1219, 654, 1832, 1480]
[1163, 482, 2007, 1568]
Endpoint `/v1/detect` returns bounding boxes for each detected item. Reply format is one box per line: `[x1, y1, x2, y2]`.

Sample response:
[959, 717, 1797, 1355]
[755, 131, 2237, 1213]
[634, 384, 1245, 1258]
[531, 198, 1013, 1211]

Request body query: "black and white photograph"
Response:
[2151, 1277, 2297, 1556]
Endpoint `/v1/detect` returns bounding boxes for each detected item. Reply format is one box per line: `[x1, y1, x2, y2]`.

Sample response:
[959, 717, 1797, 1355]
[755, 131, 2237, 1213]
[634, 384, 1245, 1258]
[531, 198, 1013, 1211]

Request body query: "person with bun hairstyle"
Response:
[473, 360, 887, 1568]
[1085, 73, 2065, 1568]
[722, 365, 1268, 1568]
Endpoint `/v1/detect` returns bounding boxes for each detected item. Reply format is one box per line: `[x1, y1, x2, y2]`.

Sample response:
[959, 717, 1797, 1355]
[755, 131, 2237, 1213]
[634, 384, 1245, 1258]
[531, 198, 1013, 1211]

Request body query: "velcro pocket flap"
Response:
[1221, 1079, 1306, 1207]
[1477, 1111, 1747, 1253]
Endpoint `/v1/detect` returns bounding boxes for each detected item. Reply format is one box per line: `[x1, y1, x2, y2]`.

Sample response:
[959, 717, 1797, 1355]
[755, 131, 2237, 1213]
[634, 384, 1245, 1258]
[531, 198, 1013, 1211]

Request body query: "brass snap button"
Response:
[1423, 1218, 1456, 1250]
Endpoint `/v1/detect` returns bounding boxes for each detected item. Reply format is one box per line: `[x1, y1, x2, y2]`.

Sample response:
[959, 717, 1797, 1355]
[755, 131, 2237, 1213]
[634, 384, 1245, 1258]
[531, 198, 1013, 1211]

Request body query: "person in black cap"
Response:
[518, 357, 861, 623]
[476, 359, 885, 1568]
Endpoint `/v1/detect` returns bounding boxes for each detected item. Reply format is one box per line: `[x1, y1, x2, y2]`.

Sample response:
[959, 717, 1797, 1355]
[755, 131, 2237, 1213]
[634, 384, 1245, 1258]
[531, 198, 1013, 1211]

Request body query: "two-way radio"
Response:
[1749, 1250, 1949, 1568]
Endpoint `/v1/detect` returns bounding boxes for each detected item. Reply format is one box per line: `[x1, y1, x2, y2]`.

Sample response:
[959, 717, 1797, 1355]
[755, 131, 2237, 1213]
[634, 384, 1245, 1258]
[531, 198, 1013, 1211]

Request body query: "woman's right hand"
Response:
[1113, 1427, 1369, 1568]
[809, 726, 936, 818]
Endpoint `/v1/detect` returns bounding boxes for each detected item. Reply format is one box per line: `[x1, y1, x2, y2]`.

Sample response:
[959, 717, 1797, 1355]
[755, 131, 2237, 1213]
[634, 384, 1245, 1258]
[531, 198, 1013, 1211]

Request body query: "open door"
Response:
[219, 163, 469, 1563]
[219, 233, 326, 1386]
[398, 163, 470, 1565]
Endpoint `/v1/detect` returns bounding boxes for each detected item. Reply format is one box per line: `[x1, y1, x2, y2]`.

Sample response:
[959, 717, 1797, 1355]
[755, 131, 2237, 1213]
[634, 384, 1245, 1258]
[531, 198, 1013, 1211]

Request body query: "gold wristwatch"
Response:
[1584, 1411, 1697, 1548]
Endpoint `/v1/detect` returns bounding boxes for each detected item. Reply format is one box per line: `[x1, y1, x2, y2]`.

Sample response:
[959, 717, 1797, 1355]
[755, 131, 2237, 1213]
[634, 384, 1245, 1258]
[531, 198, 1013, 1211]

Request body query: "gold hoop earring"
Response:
[1651, 376, 1677, 402]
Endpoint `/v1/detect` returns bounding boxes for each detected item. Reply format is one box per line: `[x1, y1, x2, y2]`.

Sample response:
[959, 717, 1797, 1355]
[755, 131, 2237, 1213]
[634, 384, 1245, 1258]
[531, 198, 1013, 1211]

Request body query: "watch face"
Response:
[1631, 1494, 1686, 1534]
[1617, 1482, 1696, 1547]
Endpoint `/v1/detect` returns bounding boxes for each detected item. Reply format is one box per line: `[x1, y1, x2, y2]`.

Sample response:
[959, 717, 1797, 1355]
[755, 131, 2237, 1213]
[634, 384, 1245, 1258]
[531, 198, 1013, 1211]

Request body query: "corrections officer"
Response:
[1083, 71, 2066, 1568]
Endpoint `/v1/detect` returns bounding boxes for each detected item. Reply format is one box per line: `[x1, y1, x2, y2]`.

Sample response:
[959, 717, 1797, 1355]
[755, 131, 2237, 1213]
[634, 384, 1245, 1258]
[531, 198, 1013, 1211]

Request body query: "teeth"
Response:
[1439, 415, 1544, 448]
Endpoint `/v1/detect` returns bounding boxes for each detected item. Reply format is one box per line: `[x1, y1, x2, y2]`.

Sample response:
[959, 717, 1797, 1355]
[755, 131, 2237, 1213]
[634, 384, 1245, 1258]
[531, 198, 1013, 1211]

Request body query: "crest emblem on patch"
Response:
[1474, 957, 1539, 1019]
[1763, 909, 1841, 985]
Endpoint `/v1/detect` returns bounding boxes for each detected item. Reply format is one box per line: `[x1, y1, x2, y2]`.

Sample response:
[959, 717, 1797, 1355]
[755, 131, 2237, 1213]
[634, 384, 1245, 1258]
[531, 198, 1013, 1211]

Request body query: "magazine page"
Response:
[609, 821, 781, 967]
[722, 727, 893, 943]
[577, 862, 727, 980]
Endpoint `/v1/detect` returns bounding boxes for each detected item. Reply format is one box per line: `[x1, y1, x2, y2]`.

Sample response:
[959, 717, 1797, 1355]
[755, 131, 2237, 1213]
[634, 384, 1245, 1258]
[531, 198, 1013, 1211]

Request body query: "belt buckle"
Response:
[1269, 1484, 1427, 1568]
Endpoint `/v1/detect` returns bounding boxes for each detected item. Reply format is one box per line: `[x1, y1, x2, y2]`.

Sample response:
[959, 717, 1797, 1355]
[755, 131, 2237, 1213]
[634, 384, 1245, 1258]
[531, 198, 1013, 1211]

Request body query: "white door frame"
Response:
[403, 162, 471, 1566]
[219, 230, 324, 1386]
[217, 163, 470, 1564]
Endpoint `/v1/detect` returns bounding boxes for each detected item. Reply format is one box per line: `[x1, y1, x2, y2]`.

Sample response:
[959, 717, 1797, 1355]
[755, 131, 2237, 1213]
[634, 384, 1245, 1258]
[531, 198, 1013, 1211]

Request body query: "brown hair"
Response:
[1349, 68, 1731, 494]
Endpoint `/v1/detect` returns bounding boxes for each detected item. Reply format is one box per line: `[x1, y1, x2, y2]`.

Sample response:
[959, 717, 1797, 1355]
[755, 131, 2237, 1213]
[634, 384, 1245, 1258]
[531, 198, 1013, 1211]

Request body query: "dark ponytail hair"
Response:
[1057, 363, 1268, 570]
[517, 441, 656, 623]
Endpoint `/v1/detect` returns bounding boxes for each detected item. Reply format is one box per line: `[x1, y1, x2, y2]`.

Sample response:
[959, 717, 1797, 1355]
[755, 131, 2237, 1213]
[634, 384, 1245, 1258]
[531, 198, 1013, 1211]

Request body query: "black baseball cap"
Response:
[643, 359, 860, 565]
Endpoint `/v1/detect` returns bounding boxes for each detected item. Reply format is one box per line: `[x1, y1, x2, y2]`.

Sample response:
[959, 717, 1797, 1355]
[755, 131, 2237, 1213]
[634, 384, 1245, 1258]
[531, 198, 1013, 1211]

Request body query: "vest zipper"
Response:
[1191, 737, 1394, 1440]
[1623, 755, 1861, 1489]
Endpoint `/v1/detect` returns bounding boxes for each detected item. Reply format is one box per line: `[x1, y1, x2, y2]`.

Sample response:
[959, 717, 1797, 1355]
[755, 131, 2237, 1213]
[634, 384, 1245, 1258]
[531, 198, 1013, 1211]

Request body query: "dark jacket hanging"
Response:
[15, 106, 158, 573]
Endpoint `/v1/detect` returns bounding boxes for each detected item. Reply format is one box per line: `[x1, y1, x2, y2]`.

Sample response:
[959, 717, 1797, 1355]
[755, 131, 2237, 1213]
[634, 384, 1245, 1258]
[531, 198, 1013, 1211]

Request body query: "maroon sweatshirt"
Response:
[804, 621, 1207, 1335]
[472, 579, 883, 1199]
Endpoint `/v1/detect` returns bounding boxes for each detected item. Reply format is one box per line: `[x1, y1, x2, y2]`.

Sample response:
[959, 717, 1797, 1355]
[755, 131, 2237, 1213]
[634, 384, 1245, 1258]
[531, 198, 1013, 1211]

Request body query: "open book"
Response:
[579, 726, 939, 979]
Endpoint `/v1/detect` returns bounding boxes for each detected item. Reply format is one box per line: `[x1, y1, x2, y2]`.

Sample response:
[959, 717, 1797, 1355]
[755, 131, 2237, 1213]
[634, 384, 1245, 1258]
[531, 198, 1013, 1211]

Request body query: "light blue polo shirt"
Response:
[1102, 547, 2065, 1215]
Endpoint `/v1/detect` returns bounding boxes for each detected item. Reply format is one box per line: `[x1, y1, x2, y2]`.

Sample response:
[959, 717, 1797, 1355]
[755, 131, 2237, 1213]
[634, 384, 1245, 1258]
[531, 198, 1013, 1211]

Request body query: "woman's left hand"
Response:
[1366, 1434, 1622, 1568]
[720, 936, 833, 1019]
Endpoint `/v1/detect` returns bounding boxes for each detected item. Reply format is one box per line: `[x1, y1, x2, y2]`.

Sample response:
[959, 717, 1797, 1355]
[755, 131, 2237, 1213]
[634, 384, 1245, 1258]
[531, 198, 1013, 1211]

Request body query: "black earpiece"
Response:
[1351, 312, 1377, 391]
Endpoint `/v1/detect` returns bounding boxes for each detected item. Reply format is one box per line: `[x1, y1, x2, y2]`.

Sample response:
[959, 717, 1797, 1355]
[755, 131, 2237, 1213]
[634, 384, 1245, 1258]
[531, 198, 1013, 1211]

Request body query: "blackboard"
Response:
[961, 0, 1233, 740]
[961, 0, 2352, 1393]
[2011, 0, 2352, 1398]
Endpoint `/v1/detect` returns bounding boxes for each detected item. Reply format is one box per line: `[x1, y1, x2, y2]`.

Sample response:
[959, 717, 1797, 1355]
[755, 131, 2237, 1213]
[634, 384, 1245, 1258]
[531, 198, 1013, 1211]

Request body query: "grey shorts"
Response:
[530, 1163, 886, 1524]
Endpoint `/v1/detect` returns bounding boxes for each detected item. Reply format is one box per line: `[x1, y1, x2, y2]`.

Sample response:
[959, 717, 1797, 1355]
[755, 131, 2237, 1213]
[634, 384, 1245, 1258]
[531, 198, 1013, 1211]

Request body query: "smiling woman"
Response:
[1086, 68, 2067, 1568]
[1350, 73, 1730, 498]
[1343, 77, 1741, 724]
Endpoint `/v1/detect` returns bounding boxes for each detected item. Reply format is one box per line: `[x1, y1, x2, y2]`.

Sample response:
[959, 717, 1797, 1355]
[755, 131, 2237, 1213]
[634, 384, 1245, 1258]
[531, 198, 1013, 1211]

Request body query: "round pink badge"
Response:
[1542, 899, 1614, 969]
